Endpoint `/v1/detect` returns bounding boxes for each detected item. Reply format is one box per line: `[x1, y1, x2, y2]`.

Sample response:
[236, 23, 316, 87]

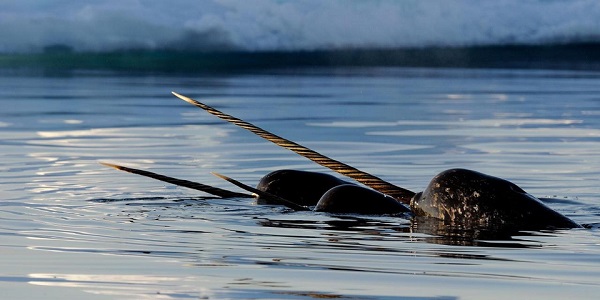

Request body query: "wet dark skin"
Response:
[256, 170, 410, 214]
[411, 168, 580, 230]
[101, 92, 582, 231]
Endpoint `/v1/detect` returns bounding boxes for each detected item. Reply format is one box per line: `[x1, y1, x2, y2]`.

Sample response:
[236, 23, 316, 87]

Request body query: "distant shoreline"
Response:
[2, 43, 600, 73]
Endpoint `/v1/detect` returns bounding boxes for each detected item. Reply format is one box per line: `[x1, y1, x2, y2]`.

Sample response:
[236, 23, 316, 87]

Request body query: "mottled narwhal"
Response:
[101, 92, 581, 231]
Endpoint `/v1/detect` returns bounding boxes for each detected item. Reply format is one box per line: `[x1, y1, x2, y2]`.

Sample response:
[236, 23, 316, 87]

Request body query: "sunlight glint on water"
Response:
[0, 68, 598, 299]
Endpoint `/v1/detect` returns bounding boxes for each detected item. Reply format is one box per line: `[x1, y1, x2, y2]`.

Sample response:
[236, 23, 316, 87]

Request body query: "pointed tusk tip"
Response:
[99, 162, 120, 169]
[171, 91, 194, 103]
[210, 172, 226, 180]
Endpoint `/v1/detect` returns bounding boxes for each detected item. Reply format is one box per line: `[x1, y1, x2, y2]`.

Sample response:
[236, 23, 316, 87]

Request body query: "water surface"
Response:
[0, 67, 599, 299]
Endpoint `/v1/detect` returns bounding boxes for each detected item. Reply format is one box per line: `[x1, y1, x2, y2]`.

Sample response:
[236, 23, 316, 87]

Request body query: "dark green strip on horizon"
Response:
[2, 43, 600, 72]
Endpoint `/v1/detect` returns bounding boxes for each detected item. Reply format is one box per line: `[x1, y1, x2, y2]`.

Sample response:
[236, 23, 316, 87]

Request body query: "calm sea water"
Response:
[1, 67, 599, 299]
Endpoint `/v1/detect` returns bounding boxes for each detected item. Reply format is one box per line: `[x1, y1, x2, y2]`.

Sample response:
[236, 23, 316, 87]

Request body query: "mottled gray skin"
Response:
[410, 169, 581, 230]
[257, 168, 580, 229]
[257, 170, 350, 206]
[315, 184, 411, 214]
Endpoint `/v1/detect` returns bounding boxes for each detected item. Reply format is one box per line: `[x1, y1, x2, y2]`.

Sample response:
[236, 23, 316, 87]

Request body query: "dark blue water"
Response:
[0, 67, 599, 299]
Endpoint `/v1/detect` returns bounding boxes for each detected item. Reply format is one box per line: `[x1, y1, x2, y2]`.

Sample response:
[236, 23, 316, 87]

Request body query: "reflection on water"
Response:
[258, 211, 544, 248]
[0, 68, 599, 299]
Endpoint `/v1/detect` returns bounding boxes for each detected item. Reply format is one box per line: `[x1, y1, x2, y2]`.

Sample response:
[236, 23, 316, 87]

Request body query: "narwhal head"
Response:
[256, 170, 350, 206]
[410, 169, 580, 230]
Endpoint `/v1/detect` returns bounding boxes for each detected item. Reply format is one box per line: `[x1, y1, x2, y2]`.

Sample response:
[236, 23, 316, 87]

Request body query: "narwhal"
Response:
[101, 92, 581, 231]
